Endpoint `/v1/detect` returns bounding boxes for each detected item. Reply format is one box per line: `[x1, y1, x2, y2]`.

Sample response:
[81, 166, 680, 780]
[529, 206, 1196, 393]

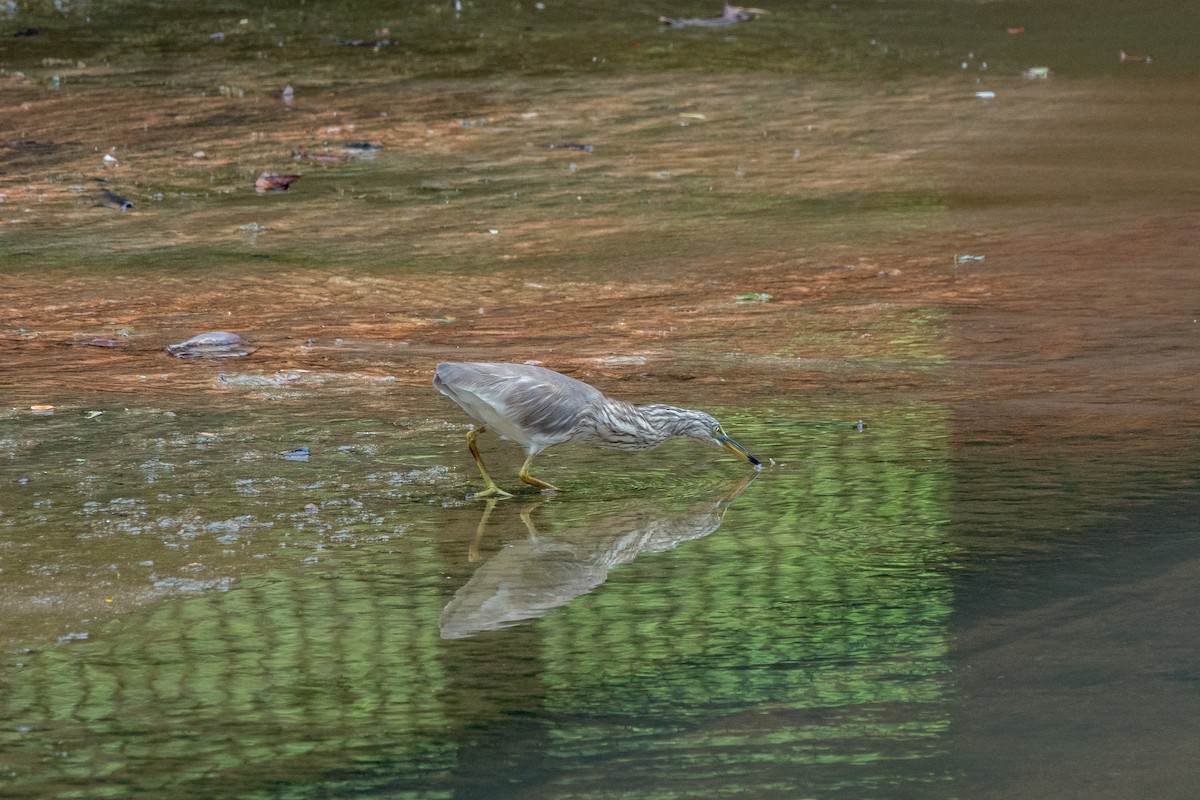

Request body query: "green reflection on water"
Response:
[531, 403, 953, 797]
[1, 390, 953, 798]
[2, 571, 455, 797]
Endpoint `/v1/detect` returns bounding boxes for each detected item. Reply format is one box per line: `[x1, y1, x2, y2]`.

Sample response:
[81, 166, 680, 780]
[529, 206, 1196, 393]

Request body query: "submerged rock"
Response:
[93, 189, 133, 211]
[255, 172, 300, 192]
[280, 446, 311, 462]
[167, 331, 257, 359]
[660, 3, 767, 27]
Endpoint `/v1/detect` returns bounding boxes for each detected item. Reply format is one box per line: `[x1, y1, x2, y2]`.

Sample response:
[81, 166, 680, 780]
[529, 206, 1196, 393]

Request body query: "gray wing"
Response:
[434, 362, 605, 442]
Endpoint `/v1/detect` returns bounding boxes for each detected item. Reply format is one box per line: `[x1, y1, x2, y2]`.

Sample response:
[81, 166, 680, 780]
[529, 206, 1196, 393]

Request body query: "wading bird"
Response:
[434, 362, 761, 498]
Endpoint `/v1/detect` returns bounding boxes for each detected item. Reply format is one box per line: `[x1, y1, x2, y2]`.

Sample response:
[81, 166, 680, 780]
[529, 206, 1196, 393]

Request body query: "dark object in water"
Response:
[15, 28, 40, 37]
[280, 446, 311, 462]
[6, 140, 77, 154]
[94, 189, 133, 211]
[1119, 50, 1152, 63]
[293, 150, 349, 163]
[255, 172, 301, 192]
[540, 143, 594, 153]
[293, 142, 382, 162]
[337, 37, 391, 47]
[660, 3, 767, 27]
[167, 331, 257, 359]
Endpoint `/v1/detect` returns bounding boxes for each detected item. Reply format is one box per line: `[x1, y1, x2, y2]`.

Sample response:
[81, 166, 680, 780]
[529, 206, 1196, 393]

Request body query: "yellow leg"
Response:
[468, 498, 498, 562]
[519, 500, 546, 536]
[466, 427, 513, 499]
[518, 452, 559, 492]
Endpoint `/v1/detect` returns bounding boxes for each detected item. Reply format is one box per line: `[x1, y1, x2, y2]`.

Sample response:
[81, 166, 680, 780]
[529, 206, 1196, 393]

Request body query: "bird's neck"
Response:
[574, 401, 697, 451]
[636, 404, 706, 437]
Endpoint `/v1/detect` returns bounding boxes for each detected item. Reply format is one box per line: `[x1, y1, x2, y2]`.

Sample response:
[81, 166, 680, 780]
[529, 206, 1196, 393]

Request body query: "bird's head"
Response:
[706, 418, 762, 468]
[642, 406, 762, 467]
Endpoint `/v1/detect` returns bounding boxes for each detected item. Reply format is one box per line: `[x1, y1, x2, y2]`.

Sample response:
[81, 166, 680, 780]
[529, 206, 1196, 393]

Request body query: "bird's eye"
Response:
[713, 425, 723, 436]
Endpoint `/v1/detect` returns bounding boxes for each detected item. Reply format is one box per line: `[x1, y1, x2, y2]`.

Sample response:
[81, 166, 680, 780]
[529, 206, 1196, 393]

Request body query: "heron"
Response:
[434, 361, 761, 498]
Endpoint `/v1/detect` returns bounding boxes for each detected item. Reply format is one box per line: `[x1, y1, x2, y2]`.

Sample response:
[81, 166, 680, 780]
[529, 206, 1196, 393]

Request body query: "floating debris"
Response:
[215, 370, 395, 388]
[79, 337, 118, 348]
[660, 3, 767, 27]
[255, 172, 300, 192]
[1006, 26, 1025, 34]
[293, 150, 349, 164]
[30, 404, 55, 415]
[7, 139, 71, 154]
[293, 142, 382, 163]
[238, 222, 269, 232]
[594, 355, 647, 366]
[93, 189, 133, 211]
[281, 84, 294, 105]
[281, 446, 311, 462]
[736, 292, 773, 303]
[540, 143, 594, 152]
[1024, 66, 1051, 79]
[167, 331, 257, 359]
[955, 254, 986, 265]
[152, 576, 232, 593]
[337, 36, 392, 47]
[975, 91, 996, 99]
[1119, 50, 1152, 63]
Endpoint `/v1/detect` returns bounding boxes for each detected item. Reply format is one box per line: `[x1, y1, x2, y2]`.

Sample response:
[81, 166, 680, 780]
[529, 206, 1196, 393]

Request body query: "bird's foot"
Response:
[519, 474, 559, 492]
[470, 484, 514, 500]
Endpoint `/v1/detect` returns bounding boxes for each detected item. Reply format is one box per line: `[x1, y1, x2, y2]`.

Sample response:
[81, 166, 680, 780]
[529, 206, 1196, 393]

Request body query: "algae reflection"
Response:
[441, 471, 758, 639]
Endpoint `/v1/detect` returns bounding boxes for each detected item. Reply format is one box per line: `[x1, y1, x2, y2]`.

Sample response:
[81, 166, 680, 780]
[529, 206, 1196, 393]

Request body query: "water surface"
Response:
[2, 1, 1198, 798]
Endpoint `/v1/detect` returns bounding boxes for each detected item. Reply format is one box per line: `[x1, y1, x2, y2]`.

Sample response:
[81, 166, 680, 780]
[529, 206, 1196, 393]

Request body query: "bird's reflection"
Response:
[439, 472, 758, 639]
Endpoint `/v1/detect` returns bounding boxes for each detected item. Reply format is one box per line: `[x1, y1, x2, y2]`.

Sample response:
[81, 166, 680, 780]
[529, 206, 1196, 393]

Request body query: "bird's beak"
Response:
[716, 434, 761, 468]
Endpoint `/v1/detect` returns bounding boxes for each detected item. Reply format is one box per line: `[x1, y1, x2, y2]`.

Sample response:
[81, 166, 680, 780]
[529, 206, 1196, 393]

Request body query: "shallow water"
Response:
[3, 1, 1199, 798]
